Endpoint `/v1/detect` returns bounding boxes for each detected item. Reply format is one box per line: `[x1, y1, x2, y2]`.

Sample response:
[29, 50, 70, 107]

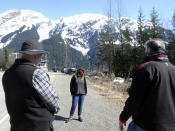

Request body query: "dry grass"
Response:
[86, 73, 131, 112]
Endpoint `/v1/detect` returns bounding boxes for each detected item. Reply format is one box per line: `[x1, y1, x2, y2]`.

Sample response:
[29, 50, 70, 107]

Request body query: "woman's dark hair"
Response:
[76, 68, 84, 77]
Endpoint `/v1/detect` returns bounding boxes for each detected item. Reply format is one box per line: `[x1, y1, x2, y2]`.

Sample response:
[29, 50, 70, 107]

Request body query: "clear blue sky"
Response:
[0, 0, 175, 27]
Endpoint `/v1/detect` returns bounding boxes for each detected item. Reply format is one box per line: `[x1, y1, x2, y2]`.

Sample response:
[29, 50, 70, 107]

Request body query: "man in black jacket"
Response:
[119, 38, 175, 131]
[2, 41, 60, 131]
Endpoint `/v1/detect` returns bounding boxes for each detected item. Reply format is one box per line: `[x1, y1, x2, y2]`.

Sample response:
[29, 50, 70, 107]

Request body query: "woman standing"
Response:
[67, 68, 87, 122]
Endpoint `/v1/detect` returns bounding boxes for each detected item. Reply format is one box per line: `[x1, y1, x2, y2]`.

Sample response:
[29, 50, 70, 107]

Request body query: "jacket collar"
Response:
[144, 55, 169, 62]
[14, 58, 34, 65]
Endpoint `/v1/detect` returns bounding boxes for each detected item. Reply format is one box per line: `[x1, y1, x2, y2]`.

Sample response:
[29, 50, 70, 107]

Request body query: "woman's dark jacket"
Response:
[120, 55, 175, 131]
[70, 75, 87, 95]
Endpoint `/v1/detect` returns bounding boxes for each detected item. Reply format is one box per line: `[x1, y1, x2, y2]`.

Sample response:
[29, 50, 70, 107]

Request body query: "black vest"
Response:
[2, 58, 54, 131]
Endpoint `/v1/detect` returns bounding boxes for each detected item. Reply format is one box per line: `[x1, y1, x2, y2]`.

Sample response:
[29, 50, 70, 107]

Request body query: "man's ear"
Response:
[148, 48, 152, 54]
[34, 54, 41, 59]
[33, 55, 37, 60]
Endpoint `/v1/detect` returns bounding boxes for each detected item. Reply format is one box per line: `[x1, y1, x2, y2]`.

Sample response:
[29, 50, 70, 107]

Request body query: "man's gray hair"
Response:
[145, 38, 166, 51]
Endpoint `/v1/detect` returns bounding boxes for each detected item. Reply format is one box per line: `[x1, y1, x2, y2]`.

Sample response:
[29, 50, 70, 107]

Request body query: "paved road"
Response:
[0, 72, 10, 131]
[0, 72, 119, 131]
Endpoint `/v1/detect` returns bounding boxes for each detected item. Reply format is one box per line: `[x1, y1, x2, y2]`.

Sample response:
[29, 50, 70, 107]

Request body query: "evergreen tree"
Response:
[134, 8, 149, 72]
[114, 27, 131, 77]
[97, 22, 115, 74]
[167, 11, 175, 64]
[172, 11, 175, 33]
[3, 48, 9, 70]
[122, 27, 132, 44]
[114, 27, 135, 78]
[96, 2, 116, 74]
[149, 7, 164, 39]
[137, 8, 150, 46]
[0, 49, 4, 70]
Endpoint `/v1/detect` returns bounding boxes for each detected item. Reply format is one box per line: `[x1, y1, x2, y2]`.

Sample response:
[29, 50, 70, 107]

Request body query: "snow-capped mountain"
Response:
[0, 9, 151, 55]
[0, 9, 55, 47]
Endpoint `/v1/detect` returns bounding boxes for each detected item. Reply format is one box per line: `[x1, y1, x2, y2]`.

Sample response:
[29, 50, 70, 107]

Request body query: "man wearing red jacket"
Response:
[119, 38, 175, 131]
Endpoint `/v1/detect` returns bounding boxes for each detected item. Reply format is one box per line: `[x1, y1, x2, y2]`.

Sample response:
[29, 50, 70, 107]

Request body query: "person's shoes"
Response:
[66, 116, 73, 123]
[78, 116, 83, 122]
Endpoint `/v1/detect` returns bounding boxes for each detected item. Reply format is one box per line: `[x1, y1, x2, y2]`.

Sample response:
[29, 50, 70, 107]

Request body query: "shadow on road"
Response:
[54, 115, 67, 122]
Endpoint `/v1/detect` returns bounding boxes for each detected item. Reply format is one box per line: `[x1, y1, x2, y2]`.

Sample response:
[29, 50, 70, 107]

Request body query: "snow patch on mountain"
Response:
[0, 33, 17, 48]
[53, 13, 108, 55]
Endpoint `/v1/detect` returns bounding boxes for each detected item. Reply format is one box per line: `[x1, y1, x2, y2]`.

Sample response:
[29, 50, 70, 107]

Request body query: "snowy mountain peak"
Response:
[61, 13, 107, 22]
[0, 9, 56, 47]
[52, 13, 109, 55]
[0, 9, 49, 25]
[56, 13, 108, 30]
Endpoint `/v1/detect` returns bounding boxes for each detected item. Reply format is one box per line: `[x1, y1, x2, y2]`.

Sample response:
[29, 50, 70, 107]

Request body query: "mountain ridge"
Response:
[0, 9, 151, 55]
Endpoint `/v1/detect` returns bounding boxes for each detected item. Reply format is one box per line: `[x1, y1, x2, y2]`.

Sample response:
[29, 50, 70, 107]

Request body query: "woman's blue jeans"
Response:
[127, 121, 146, 131]
[70, 95, 85, 116]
